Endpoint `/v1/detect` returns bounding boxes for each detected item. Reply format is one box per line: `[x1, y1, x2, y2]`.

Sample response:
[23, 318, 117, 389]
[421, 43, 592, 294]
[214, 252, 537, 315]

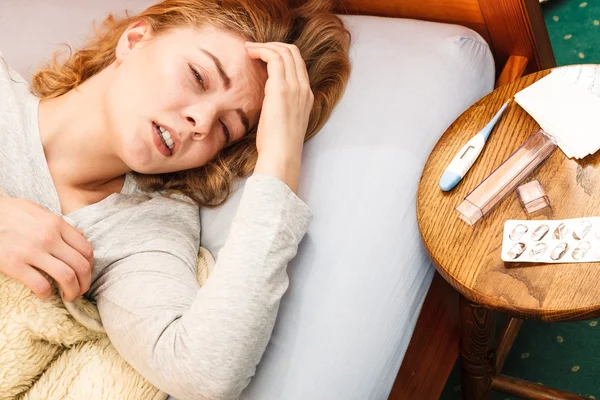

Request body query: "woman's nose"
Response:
[183, 107, 214, 140]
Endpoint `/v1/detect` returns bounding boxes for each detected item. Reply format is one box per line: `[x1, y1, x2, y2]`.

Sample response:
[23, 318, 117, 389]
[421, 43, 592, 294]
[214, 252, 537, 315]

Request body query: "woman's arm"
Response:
[93, 174, 311, 400]
[94, 41, 314, 399]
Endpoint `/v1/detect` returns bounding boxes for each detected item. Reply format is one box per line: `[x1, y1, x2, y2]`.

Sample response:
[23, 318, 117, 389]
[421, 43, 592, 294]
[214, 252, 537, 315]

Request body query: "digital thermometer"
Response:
[439, 101, 509, 191]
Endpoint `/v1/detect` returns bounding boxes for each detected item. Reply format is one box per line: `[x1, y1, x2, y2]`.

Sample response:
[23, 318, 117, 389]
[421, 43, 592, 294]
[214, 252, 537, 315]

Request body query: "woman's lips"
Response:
[152, 122, 172, 157]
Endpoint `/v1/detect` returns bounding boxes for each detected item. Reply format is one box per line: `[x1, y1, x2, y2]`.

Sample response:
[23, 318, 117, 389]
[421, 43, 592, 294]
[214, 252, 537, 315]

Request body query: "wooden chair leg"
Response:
[496, 317, 523, 372]
[492, 375, 590, 399]
[459, 296, 495, 400]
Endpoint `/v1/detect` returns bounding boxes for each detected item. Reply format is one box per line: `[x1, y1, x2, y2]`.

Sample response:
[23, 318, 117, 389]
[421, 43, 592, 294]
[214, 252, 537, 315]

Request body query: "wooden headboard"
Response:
[330, 0, 556, 77]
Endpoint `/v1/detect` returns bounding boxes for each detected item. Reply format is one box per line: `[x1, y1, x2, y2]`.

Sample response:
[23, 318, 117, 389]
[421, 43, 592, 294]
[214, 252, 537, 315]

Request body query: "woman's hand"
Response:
[0, 197, 94, 302]
[246, 42, 314, 193]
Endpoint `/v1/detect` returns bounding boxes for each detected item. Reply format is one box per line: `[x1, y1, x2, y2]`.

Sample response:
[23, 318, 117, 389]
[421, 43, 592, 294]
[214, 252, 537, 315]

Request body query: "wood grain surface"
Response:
[417, 66, 600, 322]
[331, 0, 556, 75]
[496, 56, 529, 88]
[479, 0, 556, 74]
[491, 375, 590, 399]
[459, 297, 496, 399]
[333, 0, 486, 28]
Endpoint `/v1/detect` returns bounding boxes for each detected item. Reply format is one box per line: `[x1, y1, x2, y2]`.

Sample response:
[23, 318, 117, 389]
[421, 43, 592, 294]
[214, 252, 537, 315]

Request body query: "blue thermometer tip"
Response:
[480, 101, 510, 141]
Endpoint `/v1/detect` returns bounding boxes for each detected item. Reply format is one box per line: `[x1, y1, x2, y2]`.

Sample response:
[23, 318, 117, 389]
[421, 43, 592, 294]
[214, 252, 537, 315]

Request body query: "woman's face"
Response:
[106, 22, 267, 174]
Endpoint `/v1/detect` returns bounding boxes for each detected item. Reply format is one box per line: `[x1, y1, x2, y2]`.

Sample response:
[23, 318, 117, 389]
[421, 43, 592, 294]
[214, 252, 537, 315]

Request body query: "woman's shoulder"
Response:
[82, 191, 201, 281]
[123, 190, 200, 230]
[89, 191, 201, 263]
[146, 192, 199, 222]
[74, 176, 200, 246]
[127, 191, 200, 246]
[122, 175, 199, 224]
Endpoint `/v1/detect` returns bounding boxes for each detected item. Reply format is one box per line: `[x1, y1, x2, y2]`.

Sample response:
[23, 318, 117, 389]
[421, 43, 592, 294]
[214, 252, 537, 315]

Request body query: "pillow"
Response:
[0, 0, 156, 81]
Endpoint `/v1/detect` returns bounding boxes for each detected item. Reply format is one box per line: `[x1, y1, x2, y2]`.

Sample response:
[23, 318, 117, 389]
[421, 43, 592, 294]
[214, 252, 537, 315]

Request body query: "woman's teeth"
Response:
[158, 125, 174, 150]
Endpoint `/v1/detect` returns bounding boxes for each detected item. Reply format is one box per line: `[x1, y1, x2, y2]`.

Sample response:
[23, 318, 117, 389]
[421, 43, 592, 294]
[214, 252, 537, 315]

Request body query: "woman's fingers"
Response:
[2, 262, 53, 299]
[52, 239, 92, 296]
[0, 197, 96, 301]
[270, 42, 310, 84]
[246, 44, 287, 82]
[247, 42, 312, 106]
[32, 252, 81, 302]
[247, 42, 297, 83]
[60, 225, 94, 295]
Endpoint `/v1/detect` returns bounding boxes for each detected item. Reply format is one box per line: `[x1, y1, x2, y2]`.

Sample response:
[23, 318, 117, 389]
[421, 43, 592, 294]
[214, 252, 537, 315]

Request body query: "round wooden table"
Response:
[417, 66, 599, 400]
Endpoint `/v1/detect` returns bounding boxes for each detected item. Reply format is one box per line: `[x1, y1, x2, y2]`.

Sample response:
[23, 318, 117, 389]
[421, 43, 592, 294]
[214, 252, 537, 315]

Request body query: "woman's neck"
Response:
[37, 64, 130, 194]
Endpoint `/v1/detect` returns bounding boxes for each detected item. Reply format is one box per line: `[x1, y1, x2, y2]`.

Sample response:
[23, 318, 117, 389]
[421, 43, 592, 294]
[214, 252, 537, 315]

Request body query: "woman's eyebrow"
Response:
[198, 47, 250, 136]
[199, 48, 231, 89]
[237, 109, 249, 134]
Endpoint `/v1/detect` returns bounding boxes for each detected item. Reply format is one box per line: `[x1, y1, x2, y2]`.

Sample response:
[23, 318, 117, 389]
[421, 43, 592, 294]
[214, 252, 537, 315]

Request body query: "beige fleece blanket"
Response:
[0, 231, 214, 400]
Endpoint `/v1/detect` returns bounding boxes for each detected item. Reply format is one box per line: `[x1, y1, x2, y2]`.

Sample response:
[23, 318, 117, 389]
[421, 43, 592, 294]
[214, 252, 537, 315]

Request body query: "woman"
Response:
[0, 0, 350, 398]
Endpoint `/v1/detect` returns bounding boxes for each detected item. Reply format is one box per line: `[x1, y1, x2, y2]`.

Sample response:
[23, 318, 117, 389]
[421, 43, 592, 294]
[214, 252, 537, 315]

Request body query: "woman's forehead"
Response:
[168, 26, 267, 91]
[170, 26, 267, 124]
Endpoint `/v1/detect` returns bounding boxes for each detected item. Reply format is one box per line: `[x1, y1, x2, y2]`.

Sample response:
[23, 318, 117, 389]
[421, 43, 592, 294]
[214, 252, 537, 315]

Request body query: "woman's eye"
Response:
[220, 121, 231, 144]
[189, 65, 205, 89]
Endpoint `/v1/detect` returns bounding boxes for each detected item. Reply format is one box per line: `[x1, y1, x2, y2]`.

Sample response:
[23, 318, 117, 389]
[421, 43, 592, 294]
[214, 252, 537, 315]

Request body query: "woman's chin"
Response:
[121, 146, 186, 175]
[126, 160, 178, 175]
[120, 145, 158, 174]
[128, 163, 163, 175]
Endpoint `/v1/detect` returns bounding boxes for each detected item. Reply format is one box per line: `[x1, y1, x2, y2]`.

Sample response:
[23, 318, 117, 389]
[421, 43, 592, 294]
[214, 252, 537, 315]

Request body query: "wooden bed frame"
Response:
[332, 1, 557, 398]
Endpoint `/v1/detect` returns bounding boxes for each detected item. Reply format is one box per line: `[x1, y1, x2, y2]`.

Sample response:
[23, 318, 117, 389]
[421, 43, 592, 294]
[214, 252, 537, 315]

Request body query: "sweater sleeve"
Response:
[92, 174, 312, 400]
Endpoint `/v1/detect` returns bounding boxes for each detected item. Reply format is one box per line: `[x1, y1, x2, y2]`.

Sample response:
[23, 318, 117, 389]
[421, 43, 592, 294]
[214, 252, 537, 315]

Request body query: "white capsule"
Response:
[573, 220, 592, 240]
[530, 243, 548, 260]
[550, 242, 568, 260]
[507, 242, 526, 259]
[509, 224, 528, 241]
[572, 241, 591, 260]
[531, 224, 549, 241]
[553, 223, 568, 240]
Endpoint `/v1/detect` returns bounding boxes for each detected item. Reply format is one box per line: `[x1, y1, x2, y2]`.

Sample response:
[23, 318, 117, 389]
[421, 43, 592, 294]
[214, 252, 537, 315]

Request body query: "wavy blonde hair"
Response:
[31, 0, 351, 208]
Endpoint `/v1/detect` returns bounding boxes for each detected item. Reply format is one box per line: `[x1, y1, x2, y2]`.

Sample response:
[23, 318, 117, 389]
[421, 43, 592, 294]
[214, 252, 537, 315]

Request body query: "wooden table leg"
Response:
[459, 295, 495, 400]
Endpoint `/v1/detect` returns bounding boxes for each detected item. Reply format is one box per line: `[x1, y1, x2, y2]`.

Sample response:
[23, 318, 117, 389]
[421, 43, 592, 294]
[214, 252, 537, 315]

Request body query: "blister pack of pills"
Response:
[502, 218, 600, 263]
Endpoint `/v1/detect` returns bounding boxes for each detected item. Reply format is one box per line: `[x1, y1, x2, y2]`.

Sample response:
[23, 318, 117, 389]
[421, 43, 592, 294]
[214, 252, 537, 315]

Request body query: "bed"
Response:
[0, 0, 554, 398]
